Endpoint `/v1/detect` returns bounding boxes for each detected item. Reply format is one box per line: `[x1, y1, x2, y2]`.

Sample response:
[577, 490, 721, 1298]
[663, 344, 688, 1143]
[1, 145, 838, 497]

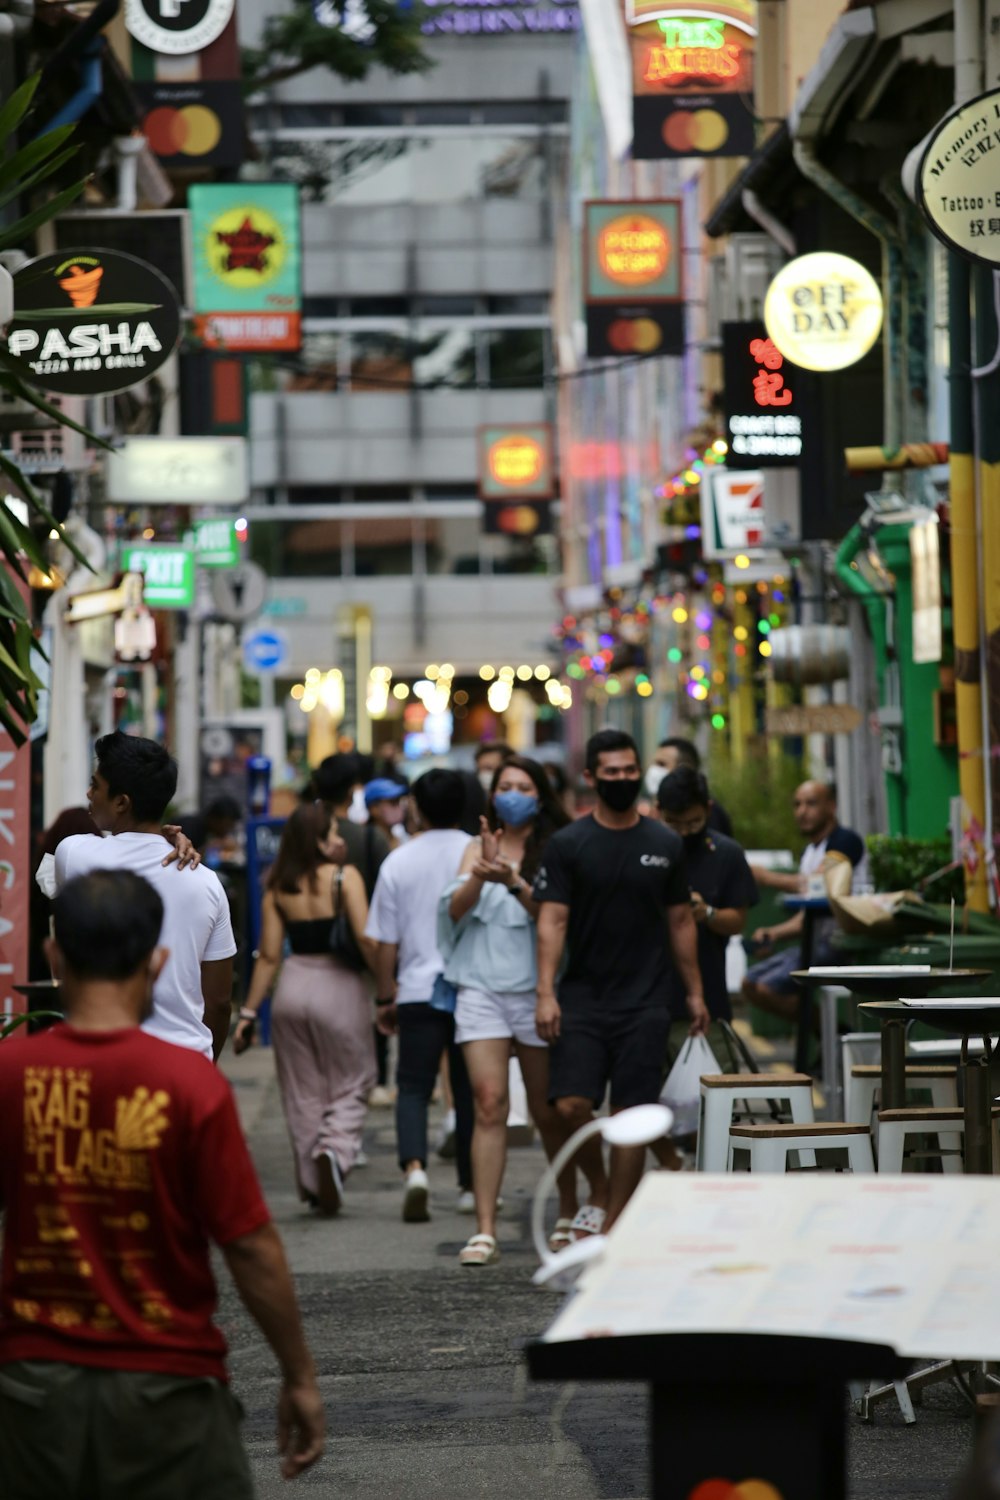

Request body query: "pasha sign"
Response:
[6, 250, 180, 397]
[763, 253, 883, 373]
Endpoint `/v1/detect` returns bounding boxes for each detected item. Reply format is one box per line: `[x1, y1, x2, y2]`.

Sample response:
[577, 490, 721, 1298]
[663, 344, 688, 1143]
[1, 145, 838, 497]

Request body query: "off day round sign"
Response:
[918, 88, 1000, 265]
[763, 252, 883, 373]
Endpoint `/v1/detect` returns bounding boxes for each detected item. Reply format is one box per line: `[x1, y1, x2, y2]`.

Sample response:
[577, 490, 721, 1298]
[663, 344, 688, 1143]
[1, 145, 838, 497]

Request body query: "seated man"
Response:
[742, 780, 866, 1022]
[0, 870, 323, 1496]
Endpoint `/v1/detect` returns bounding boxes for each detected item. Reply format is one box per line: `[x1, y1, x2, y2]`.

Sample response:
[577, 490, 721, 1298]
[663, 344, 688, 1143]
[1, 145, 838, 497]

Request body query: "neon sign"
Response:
[478, 424, 555, 499]
[489, 435, 545, 488]
[643, 18, 743, 83]
[750, 337, 792, 407]
[721, 321, 803, 468]
[596, 214, 671, 286]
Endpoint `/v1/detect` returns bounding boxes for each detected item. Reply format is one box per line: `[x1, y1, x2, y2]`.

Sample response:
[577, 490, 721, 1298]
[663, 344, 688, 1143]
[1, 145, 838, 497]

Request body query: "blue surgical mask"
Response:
[493, 790, 539, 827]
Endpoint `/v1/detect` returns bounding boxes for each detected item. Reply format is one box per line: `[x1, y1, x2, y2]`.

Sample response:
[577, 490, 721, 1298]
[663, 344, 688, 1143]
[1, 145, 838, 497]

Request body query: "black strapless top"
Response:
[286, 917, 334, 956]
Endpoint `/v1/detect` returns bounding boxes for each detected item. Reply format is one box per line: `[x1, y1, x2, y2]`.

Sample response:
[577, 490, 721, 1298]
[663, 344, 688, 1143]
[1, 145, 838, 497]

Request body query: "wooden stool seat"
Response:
[701, 1072, 813, 1089]
[697, 1073, 815, 1172]
[876, 1105, 1000, 1174]
[730, 1122, 870, 1139]
[851, 1064, 956, 1079]
[728, 1121, 874, 1175]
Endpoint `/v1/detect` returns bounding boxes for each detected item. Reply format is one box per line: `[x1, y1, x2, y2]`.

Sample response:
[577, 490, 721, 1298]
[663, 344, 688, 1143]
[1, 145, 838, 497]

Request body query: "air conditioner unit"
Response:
[725, 234, 783, 320]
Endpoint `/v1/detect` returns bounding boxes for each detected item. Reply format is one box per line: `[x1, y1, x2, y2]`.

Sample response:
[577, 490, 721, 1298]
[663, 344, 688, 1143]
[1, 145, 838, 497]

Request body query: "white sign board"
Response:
[107, 437, 248, 506]
[700, 468, 764, 557]
[918, 88, 1000, 265]
[542, 1173, 1000, 1361]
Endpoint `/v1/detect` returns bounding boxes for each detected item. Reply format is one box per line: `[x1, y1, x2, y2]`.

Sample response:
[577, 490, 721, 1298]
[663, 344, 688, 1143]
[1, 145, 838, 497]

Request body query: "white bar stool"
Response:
[844, 1064, 958, 1127]
[728, 1122, 875, 1174]
[876, 1105, 1000, 1174]
[697, 1073, 815, 1172]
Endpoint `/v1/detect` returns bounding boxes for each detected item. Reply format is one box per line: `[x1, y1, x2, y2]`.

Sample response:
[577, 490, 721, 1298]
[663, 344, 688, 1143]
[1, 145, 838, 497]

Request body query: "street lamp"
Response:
[531, 1104, 673, 1290]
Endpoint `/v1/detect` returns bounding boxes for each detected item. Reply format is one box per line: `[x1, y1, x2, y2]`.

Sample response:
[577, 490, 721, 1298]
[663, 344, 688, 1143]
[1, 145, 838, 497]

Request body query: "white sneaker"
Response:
[435, 1108, 457, 1159]
[354, 1150, 369, 1169]
[456, 1189, 475, 1214]
[402, 1168, 430, 1223]
[368, 1085, 395, 1108]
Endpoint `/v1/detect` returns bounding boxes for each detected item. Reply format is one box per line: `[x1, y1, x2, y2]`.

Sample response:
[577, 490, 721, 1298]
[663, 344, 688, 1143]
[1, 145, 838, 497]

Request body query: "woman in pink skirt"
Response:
[234, 802, 377, 1215]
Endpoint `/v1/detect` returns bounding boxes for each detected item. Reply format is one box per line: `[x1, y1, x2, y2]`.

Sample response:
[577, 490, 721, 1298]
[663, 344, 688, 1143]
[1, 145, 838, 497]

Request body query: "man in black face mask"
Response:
[656, 767, 757, 1028]
[533, 730, 709, 1236]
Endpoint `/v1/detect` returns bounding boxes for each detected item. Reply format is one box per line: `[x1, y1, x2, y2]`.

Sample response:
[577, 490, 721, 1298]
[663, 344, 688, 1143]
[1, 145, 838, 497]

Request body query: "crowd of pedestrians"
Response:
[0, 723, 871, 1490]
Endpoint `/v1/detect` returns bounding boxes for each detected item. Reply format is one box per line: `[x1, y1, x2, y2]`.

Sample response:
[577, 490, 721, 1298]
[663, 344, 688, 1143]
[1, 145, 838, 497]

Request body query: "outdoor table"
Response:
[860, 996, 1000, 1174]
[781, 895, 831, 1079]
[791, 966, 989, 1114]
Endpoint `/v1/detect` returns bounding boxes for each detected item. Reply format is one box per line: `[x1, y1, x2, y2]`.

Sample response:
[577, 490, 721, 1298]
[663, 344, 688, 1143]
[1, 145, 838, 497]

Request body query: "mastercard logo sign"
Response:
[495, 504, 544, 535]
[606, 317, 663, 354]
[144, 104, 224, 158]
[688, 1481, 785, 1500]
[662, 107, 730, 154]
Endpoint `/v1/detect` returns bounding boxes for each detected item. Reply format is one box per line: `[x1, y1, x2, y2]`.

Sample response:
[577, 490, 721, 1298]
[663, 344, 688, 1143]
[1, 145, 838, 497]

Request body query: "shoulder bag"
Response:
[329, 868, 367, 972]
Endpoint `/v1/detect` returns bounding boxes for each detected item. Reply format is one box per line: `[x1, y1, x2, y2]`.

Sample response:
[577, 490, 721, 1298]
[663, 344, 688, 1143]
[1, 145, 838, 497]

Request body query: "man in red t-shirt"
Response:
[0, 870, 324, 1499]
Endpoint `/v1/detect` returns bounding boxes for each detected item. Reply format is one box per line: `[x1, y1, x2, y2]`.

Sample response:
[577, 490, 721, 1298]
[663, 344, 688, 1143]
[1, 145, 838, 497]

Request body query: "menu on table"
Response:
[543, 1174, 1000, 1361]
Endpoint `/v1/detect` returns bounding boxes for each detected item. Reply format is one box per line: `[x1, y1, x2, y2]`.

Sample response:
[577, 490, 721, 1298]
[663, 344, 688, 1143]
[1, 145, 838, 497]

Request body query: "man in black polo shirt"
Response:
[534, 729, 708, 1234]
[656, 767, 758, 1025]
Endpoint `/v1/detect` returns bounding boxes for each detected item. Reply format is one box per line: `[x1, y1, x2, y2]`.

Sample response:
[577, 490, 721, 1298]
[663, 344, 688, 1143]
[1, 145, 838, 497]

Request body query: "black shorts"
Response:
[548, 1005, 671, 1111]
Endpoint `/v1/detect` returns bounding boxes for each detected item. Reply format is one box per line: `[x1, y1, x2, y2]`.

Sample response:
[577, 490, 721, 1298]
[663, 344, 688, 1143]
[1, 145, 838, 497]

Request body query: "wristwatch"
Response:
[704, 905, 716, 923]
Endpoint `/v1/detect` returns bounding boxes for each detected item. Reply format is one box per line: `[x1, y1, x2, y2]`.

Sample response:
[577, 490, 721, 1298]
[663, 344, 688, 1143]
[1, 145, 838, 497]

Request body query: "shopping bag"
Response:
[659, 1034, 721, 1137]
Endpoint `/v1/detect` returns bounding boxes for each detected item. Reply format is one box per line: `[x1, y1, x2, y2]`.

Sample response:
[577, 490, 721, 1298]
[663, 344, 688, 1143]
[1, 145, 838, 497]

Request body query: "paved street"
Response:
[221, 1046, 978, 1500]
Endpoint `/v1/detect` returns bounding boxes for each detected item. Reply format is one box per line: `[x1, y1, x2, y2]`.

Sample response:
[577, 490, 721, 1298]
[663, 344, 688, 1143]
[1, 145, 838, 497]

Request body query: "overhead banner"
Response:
[189, 183, 302, 352]
[135, 82, 244, 170]
[917, 88, 1000, 266]
[764, 252, 883, 373]
[583, 199, 684, 358]
[625, 4, 756, 159]
[722, 321, 803, 469]
[478, 424, 554, 537]
[6, 249, 180, 397]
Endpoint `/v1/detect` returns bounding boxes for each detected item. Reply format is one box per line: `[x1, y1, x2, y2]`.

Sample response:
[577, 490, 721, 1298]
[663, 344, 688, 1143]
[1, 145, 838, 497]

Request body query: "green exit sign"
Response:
[121, 544, 195, 609]
[193, 517, 239, 568]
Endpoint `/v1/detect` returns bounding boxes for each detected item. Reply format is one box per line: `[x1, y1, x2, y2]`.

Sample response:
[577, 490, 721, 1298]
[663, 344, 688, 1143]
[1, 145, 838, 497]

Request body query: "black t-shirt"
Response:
[665, 830, 758, 1023]
[533, 814, 689, 1013]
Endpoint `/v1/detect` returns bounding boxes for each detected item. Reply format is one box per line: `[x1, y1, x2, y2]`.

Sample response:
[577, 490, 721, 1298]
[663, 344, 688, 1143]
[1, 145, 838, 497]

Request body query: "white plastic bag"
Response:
[659, 1034, 721, 1137]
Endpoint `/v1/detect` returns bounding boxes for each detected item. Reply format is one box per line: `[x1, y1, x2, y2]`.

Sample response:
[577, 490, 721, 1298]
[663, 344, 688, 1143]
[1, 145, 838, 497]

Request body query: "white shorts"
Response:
[454, 986, 545, 1048]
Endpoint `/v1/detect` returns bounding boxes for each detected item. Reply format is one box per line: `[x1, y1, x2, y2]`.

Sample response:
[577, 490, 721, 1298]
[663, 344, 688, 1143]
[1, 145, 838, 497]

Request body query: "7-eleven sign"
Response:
[701, 469, 765, 557]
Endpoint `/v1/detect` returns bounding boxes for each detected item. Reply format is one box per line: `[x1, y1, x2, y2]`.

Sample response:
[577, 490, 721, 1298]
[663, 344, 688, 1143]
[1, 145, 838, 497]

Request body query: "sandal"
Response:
[548, 1218, 574, 1253]
[569, 1204, 607, 1240]
[459, 1233, 500, 1267]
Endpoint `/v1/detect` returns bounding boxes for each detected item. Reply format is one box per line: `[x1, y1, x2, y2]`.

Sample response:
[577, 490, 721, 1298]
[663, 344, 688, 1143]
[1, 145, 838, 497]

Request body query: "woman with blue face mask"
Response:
[438, 755, 590, 1267]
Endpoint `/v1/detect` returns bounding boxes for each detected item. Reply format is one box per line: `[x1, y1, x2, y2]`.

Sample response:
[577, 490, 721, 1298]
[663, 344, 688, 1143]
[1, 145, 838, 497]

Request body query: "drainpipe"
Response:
[791, 139, 904, 448]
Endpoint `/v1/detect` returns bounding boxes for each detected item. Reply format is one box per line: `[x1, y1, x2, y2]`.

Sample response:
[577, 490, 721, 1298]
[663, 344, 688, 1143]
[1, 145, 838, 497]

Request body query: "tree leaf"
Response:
[0, 144, 81, 212]
[0, 76, 40, 147]
[0, 178, 87, 252]
[0, 127, 77, 195]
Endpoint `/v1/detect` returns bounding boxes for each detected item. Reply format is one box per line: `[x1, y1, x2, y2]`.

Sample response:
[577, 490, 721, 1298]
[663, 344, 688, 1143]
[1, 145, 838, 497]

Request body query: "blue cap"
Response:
[364, 778, 407, 806]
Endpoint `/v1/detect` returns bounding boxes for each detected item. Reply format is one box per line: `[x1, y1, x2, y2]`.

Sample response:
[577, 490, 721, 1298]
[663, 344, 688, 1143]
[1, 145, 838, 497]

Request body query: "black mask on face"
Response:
[596, 777, 641, 812]
[682, 829, 706, 854]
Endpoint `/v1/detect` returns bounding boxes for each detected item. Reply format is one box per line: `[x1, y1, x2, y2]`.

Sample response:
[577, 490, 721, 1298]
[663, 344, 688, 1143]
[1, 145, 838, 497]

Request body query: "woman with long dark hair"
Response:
[233, 802, 376, 1215]
[438, 755, 587, 1266]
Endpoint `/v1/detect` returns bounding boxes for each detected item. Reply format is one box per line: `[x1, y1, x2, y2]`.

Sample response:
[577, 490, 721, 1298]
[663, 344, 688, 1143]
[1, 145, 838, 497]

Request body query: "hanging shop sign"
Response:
[189, 183, 301, 353]
[125, 0, 235, 54]
[700, 468, 764, 557]
[419, 0, 580, 35]
[193, 517, 240, 568]
[135, 83, 244, 171]
[917, 88, 1000, 266]
[625, 5, 755, 159]
[583, 200, 684, 358]
[478, 425, 554, 500]
[722, 321, 803, 469]
[6, 250, 180, 397]
[763, 252, 883, 373]
[107, 437, 248, 506]
[120, 544, 195, 609]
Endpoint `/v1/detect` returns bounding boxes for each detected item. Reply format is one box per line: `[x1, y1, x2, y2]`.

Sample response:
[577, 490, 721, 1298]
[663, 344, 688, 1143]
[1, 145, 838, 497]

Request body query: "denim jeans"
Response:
[396, 1002, 473, 1190]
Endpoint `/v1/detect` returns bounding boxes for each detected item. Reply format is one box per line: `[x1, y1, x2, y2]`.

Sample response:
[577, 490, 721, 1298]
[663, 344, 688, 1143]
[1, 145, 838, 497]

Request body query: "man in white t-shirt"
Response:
[53, 732, 237, 1061]
[366, 770, 471, 1223]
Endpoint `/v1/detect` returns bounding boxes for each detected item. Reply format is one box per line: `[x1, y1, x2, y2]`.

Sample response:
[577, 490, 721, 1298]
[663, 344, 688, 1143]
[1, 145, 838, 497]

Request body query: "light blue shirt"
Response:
[437, 876, 537, 995]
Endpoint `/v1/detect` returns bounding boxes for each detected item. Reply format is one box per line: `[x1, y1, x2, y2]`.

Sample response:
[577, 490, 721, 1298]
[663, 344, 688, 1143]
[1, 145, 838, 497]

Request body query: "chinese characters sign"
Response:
[624, 4, 756, 159]
[763, 253, 883, 373]
[583, 200, 684, 358]
[917, 88, 1000, 265]
[189, 183, 301, 352]
[478, 425, 554, 537]
[722, 321, 802, 469]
